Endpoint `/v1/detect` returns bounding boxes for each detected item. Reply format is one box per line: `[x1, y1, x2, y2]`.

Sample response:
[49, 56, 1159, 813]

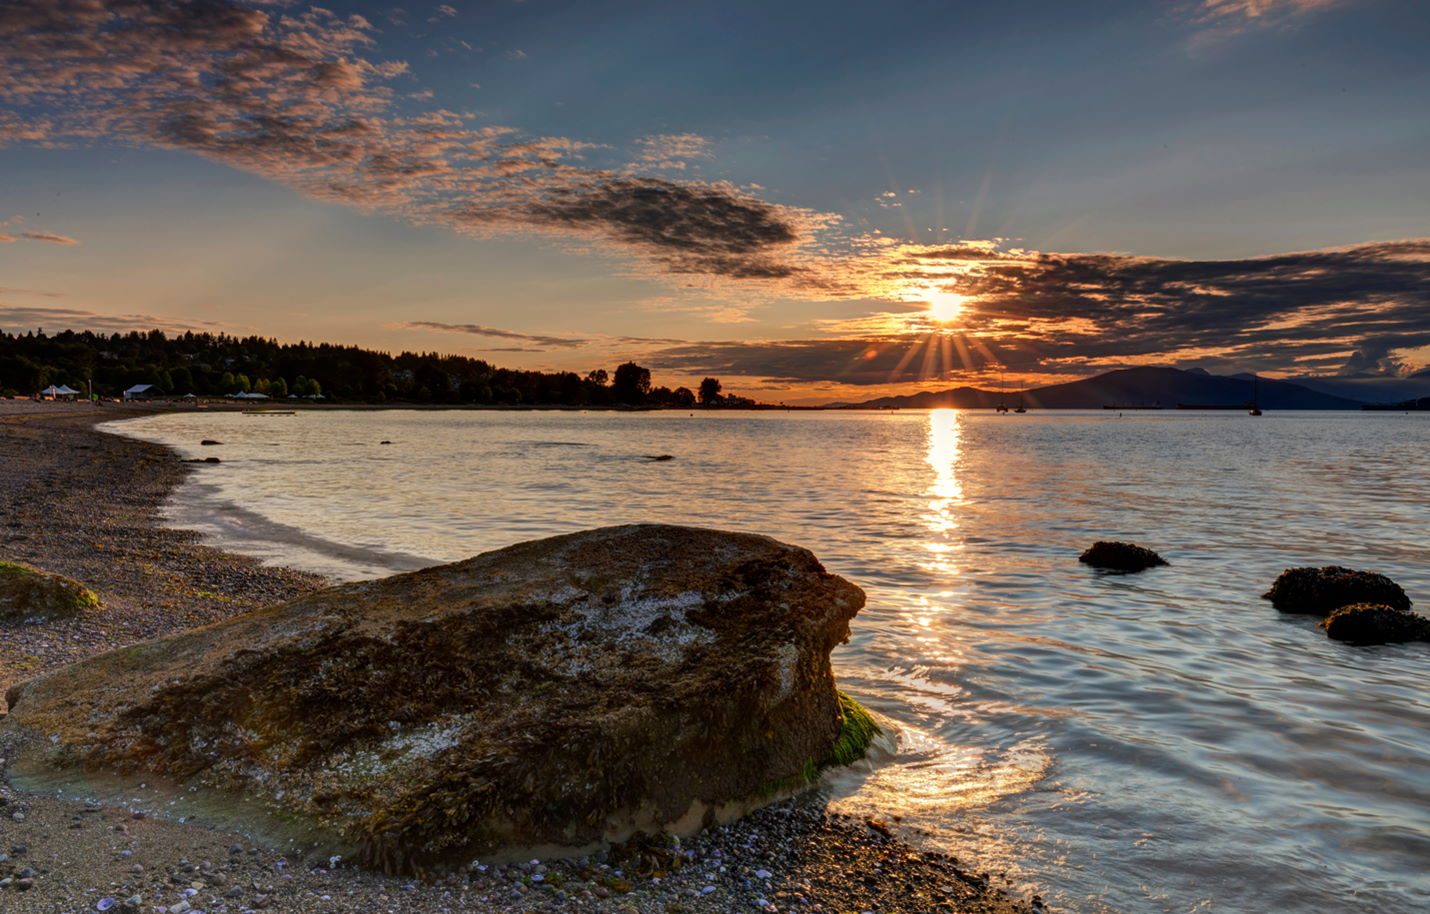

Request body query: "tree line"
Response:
[0, 328, 749, 407]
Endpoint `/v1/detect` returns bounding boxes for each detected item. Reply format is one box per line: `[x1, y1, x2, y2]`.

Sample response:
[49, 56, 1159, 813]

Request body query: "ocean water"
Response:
[104, 409, 1430, 914]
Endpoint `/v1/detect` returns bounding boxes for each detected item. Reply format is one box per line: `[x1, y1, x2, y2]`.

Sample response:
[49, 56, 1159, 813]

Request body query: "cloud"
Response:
[0, 286, 64, 297]
[0, 305, 229, 334]
[20, 230, 79, 244]
[0, 234, 15, 242]
[635, 133, 713, 170]
[1188, 0, 1343, 38]
[0, 0, 830, 292]
[646, 240, 1430, 383]
[644, 338, 967, 386]
[401, 320, 592, 348]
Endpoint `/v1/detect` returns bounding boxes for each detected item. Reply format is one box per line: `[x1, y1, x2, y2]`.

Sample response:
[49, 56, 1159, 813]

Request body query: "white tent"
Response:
[40, 384, 79, 399]
[232, 391, 271, 399]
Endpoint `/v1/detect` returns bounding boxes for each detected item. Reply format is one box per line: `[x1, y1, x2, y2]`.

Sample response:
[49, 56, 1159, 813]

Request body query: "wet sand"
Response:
[0, 401, 1045, 913]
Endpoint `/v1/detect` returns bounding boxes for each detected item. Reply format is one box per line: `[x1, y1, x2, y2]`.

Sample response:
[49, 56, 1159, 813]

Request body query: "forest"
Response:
[0, 328, 746, 407]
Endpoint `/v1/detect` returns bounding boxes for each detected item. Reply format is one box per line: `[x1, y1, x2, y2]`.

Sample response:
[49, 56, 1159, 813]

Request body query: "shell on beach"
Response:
[1, 524, 872, 875]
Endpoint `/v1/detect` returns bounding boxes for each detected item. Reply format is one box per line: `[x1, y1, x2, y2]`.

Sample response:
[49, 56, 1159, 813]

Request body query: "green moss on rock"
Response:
[825, 690, 881, 769]
[0, 560, 101, 624]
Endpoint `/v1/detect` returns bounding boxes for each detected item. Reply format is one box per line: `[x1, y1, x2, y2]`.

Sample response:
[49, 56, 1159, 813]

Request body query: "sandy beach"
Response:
[0, 401, 1042, 914]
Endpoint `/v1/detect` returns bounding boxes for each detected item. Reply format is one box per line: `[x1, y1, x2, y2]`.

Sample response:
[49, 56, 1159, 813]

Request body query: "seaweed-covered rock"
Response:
[1078, 541, 1168, 572]
[1262, 566, 1411, 615]
[0, 561, 100, 625]
[2, 525, 873, 874]
[1319, 603, 1430, 645]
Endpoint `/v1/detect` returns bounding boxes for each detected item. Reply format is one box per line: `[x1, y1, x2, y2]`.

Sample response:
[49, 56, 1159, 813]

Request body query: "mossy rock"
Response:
[1319, 603, 1430, 645]
[1263, 566, 1410, 615]
[2, 525, 866, 874]
[1078, 541, 1168, 572]
[0, 561, 101, 624]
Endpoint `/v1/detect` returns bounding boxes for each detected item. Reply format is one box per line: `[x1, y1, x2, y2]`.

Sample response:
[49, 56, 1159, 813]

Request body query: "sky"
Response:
[2, 0, 1429, 403]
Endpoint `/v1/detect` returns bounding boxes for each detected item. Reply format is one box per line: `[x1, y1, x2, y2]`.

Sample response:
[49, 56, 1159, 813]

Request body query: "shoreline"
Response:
[0, 401, 1046, 913]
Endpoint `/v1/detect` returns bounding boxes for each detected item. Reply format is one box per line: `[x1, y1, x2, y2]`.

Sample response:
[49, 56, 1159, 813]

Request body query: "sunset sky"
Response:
[3, 0, 1429, 403]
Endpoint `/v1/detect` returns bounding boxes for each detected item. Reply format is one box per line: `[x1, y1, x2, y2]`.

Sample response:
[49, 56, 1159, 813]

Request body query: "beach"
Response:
[0, 402, 1039, 914]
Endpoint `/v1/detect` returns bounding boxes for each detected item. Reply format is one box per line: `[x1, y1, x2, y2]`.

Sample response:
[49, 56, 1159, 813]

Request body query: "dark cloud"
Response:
[461, 176, 817, 280]
[876, 239, 1430, 378]
[644, 240, 1430, 384]
[644, 338, 997, 386]
[402, 320, 591, 348]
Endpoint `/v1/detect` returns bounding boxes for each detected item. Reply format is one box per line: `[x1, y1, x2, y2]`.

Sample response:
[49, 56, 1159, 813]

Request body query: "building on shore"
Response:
[123, 384, 163, 401]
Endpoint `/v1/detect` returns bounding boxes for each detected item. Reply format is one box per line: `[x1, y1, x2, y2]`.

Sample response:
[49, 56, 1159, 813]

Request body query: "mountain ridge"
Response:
[836, 367, 1366, 410]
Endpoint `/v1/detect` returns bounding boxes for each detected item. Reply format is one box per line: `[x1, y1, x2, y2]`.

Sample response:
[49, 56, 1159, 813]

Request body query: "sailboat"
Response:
[995, 370, 1009, 413]
[1248, 375, 1263, 416]
[1014, 383, 1027, 413]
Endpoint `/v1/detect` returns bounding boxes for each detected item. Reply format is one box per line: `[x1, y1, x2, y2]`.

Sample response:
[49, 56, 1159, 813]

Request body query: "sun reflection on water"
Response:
[828, 408, 1051, 891]
[922, 409, 965, 566]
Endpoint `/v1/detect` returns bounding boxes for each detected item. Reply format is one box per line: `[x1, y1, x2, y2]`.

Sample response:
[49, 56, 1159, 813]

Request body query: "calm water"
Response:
[105, 409, 1430, 914]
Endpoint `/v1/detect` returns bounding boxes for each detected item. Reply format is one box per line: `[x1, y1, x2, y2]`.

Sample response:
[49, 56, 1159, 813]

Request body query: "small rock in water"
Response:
[1263, 566, 1411, 615]
[199, 440, 222, 446]
[1320, 603, 1430, 645]
[642, 454, 675, 461]
[1078, 541, 1168, 572]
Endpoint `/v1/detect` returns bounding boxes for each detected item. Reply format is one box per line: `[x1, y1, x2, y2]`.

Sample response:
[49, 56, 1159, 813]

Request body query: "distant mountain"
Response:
[840, 367, 1366, 410]
[1283, 372, 1430, 405]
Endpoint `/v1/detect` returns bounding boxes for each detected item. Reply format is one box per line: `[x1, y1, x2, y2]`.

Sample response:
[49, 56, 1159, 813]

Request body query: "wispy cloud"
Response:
[20, 230, 80, 244]
[400, 320, 592, 348]
[634, 133, 713, 170]
[0, 286, 64, 297]
[0, 305, 231, 334]
[1187, 0, 1343, 39]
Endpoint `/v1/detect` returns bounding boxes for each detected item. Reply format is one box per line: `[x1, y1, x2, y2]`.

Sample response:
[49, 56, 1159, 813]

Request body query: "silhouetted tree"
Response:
[612, 361, 652, 404]
[698, 377, 722, 405]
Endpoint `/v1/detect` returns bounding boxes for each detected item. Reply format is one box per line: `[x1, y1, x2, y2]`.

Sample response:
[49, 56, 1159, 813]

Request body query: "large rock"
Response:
[1078, 541, 1168, 572]
[1262, 566, 1411, 615]
[0, 560, 100, 625]
[2, 525, 872, 874]
[1319, 603, 1430, 645]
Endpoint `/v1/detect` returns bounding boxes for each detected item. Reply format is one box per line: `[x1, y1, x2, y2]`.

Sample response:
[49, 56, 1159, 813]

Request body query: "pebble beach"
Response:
[0, 401, 1043, 914]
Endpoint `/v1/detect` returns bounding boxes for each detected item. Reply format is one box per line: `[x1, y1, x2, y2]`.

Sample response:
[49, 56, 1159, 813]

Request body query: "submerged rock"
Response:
[2, 525, 873, 874]
[0, 561, 100, 625]
[1319, 603, 1430, 645]
[1078, 541, 1168, 572]
[1262, 566, 1411, 615]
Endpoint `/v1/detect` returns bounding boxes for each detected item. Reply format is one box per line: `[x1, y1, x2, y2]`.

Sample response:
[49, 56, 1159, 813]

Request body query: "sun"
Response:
[926, 291, 967, 324]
